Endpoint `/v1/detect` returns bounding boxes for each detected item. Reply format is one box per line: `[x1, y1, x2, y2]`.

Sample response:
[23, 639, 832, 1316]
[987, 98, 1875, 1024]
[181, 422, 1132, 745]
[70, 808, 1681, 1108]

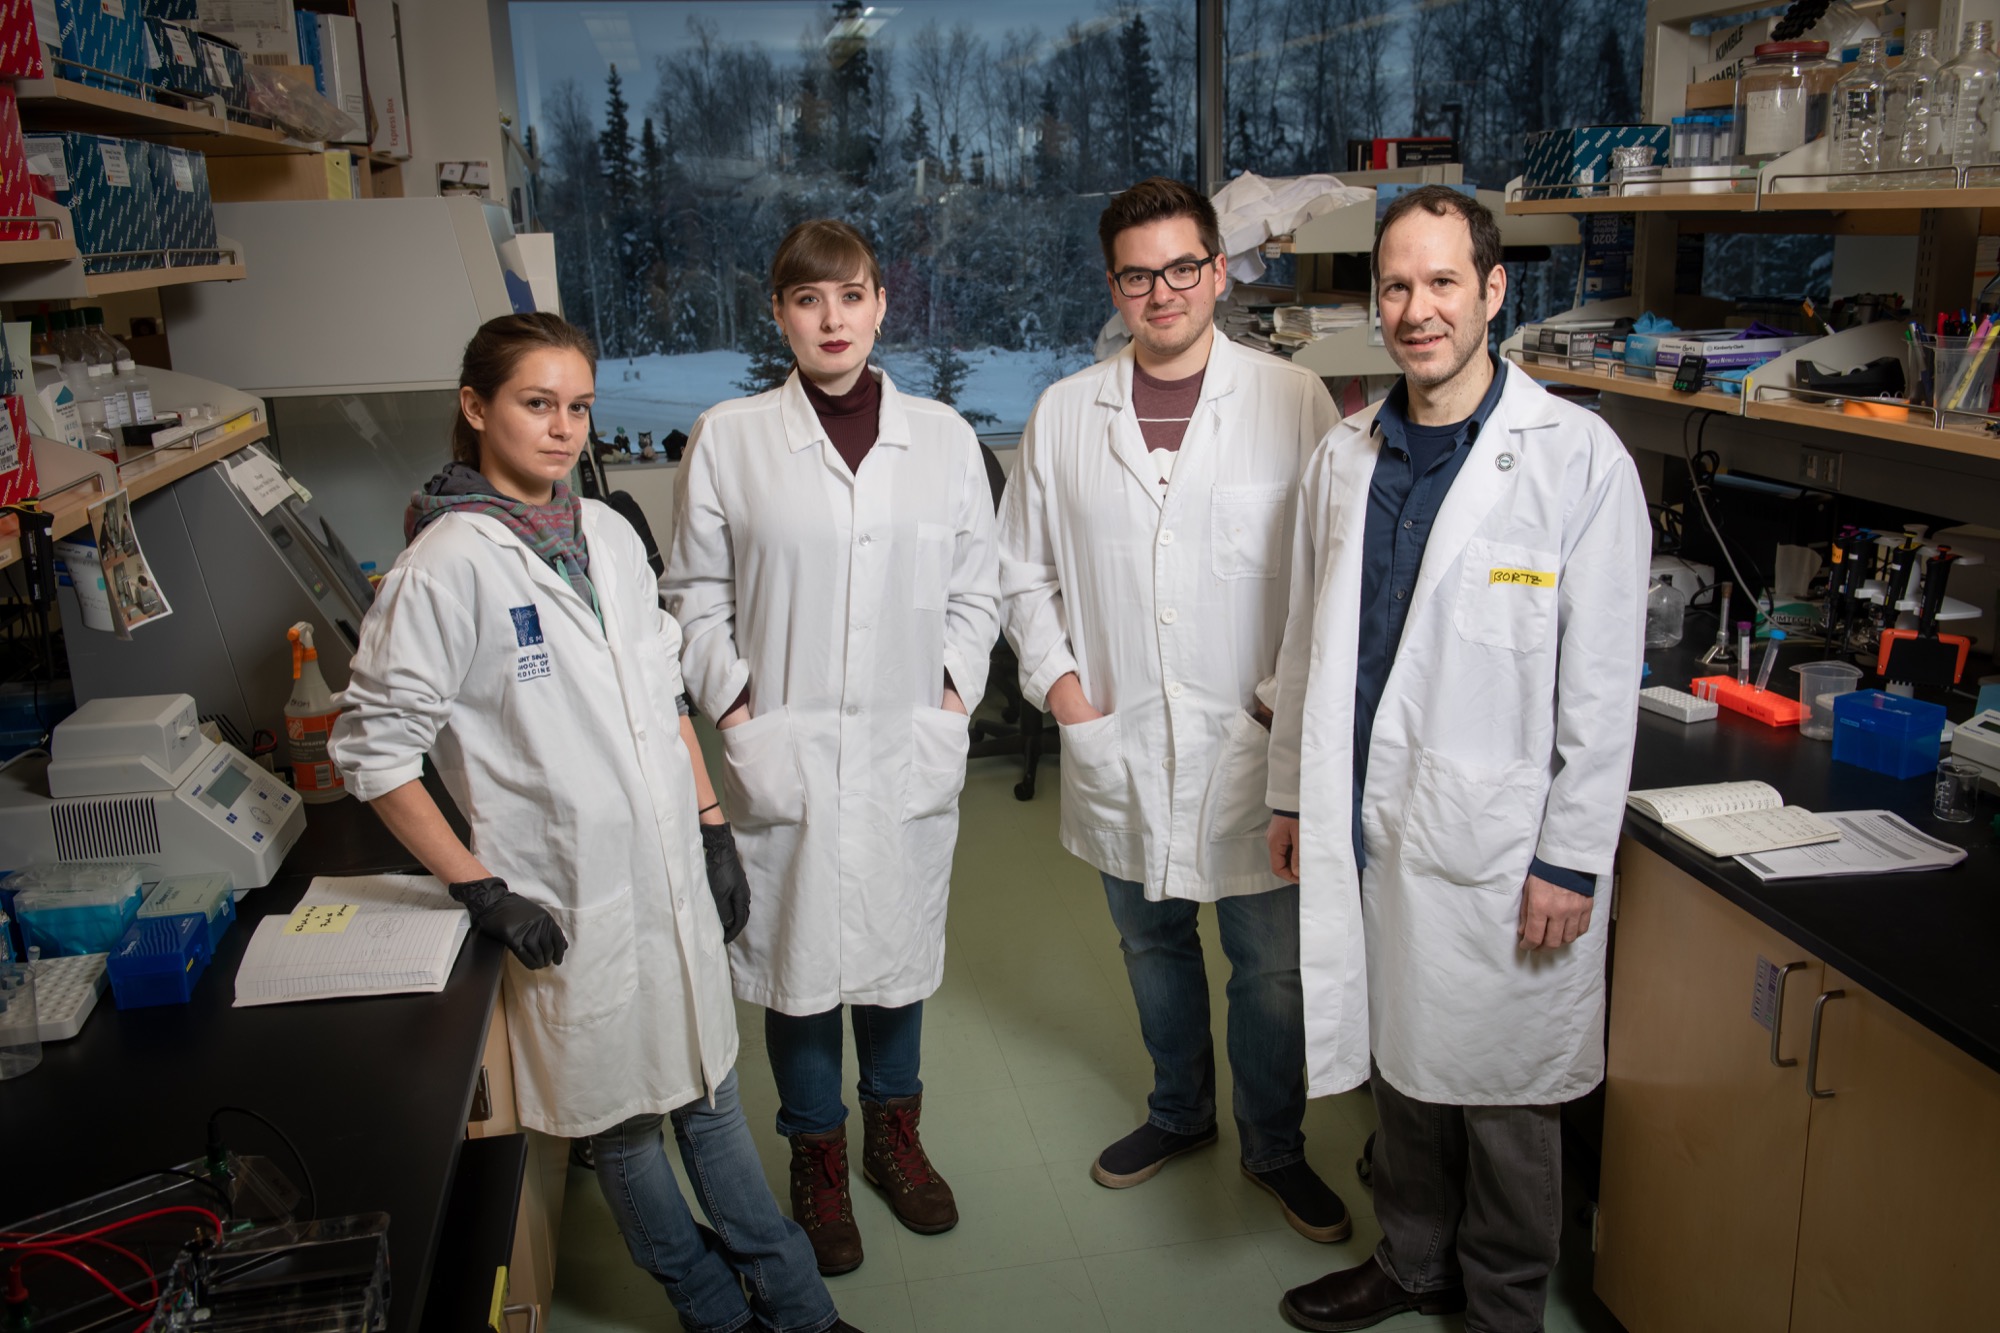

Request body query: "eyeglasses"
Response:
[1112, 254, 1217, 298]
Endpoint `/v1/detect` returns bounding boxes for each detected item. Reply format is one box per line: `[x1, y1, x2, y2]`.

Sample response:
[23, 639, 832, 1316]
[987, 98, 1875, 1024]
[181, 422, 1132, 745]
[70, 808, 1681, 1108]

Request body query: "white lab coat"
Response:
[1267, 361, 1648, 1104]
[331, 504, 737, 1140]
[999, 336, 1340, 902]
[664, 369, 999, 1015]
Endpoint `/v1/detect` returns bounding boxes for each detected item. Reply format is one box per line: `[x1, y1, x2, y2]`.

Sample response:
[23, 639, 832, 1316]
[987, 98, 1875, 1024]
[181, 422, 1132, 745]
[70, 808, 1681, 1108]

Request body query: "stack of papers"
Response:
[234, 874, 471, 1007]
[1272, 304, 1367, 347]
[1736, 811, 1968, 881]
[1626, 780, 1841, 857]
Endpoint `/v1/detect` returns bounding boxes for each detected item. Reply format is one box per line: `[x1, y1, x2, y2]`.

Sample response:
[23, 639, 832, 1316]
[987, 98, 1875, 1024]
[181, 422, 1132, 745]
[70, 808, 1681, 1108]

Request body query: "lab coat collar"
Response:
[1092, 329, 1243, 411]
[459, 508, 614, 636]
[778, 366, 912, 454]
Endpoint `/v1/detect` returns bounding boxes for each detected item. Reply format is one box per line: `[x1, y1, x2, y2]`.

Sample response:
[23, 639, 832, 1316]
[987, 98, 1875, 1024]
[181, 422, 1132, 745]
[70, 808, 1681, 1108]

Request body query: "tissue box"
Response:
[1524, 125, 1670, 199]
[143, 16, 209, 100]
[1831, 689, 1947, 780]
[22, 132, 161, 272]
[54, 0, 145, 97]
[108, 912, 209, 1008]
[147, 142, 216, 263]
[0, 0, 48, 77]
[0, 83, 36, 243]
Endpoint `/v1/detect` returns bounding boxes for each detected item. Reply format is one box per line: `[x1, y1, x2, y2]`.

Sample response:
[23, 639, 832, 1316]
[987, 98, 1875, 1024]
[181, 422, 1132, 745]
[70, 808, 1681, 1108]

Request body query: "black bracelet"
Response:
[699, 801, 721, 816]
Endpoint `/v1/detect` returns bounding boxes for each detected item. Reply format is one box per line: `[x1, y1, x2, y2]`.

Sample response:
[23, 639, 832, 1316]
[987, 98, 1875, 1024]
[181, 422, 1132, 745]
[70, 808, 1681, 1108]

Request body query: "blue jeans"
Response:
[1101, 874, 1307, 1171]
[590, 1070, 839, 1333]
[765, 1001, 924, 1138]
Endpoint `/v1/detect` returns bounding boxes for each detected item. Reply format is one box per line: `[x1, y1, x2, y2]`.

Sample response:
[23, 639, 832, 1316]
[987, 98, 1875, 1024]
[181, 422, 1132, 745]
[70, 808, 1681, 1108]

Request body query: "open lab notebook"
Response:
[233, 874, 471, 1007]
[1625, 780, 1841, 858]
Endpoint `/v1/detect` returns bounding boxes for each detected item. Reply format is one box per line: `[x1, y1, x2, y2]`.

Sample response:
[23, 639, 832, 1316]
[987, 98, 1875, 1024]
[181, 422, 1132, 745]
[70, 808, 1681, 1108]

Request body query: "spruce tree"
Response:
[736, 312, 794, 394]
[903, 101, 933, 167]
[599, 65, 638, 353]
[1117, 14, 1164, 182]
[1034, 81, 1065, 194]
[924, 341, 996, 426]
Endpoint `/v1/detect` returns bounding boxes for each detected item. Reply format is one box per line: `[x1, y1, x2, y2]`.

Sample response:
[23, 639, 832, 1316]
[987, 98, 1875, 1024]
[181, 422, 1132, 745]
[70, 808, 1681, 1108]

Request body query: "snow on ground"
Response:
[589, 344, 1092, 443]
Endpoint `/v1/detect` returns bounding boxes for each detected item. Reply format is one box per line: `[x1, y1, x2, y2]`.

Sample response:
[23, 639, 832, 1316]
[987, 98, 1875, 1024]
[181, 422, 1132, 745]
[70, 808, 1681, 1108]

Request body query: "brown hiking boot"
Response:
[860, 1094, 958, 1235]
[788, 1127, 863, 1275]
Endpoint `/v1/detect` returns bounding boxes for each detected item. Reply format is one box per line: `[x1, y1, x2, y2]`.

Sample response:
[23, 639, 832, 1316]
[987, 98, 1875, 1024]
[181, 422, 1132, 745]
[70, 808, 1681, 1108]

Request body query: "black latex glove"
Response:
[449, 877, 568, 969]
[700, 822, 750, 944]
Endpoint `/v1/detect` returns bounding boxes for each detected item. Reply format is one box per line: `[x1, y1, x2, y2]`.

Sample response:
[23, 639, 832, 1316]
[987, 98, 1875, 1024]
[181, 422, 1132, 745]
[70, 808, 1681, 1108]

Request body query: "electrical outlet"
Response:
[1800, 448, 1843, 489]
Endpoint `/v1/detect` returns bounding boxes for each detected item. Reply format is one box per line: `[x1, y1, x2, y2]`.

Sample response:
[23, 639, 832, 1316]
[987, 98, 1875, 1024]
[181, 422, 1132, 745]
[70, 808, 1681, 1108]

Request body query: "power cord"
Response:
[206, 1107, 317, 1223]
[1681, 409, 1762, 617]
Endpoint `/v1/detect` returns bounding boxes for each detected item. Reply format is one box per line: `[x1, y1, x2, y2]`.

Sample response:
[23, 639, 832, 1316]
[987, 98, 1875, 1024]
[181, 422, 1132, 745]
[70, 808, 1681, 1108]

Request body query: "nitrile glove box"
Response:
[146, 141, 216, 263]
[143, 16, 208, 100]
[1650, 331, 1815, 382]
[1831, 690, 1947, 780]
[1524, 125, 1669, 199]
[54, 0, 144, 97]
[21, 133, 160, 273]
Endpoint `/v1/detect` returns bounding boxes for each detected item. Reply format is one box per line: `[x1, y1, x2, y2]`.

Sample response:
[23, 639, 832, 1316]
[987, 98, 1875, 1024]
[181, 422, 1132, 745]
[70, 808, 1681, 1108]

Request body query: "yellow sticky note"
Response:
[1489, 567, 1555, 588]
[285, 903, 358, 935]
[488, 1267, 509, 1330]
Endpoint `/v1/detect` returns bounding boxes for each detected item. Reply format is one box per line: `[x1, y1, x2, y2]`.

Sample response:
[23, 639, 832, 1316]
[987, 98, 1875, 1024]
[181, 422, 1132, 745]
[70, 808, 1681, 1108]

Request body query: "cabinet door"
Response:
[1790, 968, 2000, 1329]
[1594, 842, 1822, 1333]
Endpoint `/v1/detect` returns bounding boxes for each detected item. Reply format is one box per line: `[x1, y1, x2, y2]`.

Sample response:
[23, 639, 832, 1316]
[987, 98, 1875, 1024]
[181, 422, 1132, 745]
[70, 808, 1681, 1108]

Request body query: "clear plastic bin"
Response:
[1794, 661, 1865, 740]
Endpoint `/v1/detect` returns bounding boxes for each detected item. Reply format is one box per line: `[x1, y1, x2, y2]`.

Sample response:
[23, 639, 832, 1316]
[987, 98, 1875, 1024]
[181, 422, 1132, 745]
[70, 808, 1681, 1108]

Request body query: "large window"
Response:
[511, 1, 1195, 440]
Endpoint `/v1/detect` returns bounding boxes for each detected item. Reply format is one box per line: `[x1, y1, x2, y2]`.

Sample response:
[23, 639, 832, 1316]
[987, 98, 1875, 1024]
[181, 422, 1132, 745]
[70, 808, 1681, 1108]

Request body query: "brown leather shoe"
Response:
[788, 1127, 864, 1275]
[1279, 1256, 1467, 1331]
[859, 1094, 959, 1234]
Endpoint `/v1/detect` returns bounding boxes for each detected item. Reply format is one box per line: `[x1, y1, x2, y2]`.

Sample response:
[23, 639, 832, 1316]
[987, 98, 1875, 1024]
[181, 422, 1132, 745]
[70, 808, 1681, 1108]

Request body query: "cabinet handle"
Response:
[1806, 989, 1845, 1099]
[1768, 961, 1808, 1068]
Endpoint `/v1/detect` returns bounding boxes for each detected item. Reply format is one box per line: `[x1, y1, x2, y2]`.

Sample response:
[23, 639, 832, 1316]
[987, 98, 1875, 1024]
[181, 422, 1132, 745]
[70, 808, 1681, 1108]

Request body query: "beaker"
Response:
[1794, 660, 1865, 740]
[0, 966, 42, 1079]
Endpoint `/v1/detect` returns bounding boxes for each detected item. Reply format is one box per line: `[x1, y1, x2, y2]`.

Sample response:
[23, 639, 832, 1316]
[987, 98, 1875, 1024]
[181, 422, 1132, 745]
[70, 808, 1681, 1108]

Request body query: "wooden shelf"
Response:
[0, 237, 82, 266]
[1510, 356, 1744, 413]
[1742, 398, 2000, 461]
[1759, 186, 2000, 212]
[83, 260, 246, 297]
[13, 77, 315, 157]
[1508, 192, 1756, 214]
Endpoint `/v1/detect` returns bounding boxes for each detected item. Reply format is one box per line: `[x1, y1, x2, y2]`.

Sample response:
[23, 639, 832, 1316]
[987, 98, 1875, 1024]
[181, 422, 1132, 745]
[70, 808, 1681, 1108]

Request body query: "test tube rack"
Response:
[1690, 675, 1806, 728]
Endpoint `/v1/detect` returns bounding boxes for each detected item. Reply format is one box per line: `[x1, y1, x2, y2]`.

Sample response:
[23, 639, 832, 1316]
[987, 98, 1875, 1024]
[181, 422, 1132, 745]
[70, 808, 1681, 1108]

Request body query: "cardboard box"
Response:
[140, 0, 195, 18]
[354, 0, 410, 159]
[1692, 55, 1749, 84]
[1707, 17, 1777, 66]
[1651, 330, 1815, 381]
[0, 0, 48, 76]
[314, 13, 367, 144]
[1524, 125, 1670, 199]
[22, 133, 160, 272]
[1521, 319, 1627, 367]
[0, 395, 39, 507]
[0, 84, 37, 242]
[143, 16, 207, 99]
[193, 31, 247, 117]
[147, 142, 215, 262]
[54, 0, 144, 97]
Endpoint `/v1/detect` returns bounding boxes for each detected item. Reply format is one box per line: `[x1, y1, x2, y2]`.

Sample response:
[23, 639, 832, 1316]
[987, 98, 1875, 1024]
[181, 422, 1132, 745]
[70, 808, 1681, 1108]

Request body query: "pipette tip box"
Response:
[1831, 690, 1948, 780]
[1689, 676, 1806, 727]
[107, 914, 210, 1009]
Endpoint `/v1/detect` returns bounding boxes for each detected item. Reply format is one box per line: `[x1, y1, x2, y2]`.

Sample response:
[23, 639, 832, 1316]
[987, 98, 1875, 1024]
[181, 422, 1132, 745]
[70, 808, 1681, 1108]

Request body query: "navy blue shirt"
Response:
[1351, 358, 1594, 898]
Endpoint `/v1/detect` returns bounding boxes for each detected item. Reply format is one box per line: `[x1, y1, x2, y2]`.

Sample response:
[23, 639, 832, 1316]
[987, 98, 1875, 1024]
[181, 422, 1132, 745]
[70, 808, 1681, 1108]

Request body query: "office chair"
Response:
[967, 442, 1057, 800]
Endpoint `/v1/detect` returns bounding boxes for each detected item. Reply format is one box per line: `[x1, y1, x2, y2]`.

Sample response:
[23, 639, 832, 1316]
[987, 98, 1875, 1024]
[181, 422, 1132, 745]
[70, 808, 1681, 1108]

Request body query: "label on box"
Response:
[167, 26, 194, 65]
[0, 412, 18, 473]
[23, 135, 68, 192]
[100, 142, 131, 188]
[170, 149, 194, 191]
[202, 42, 233, 88]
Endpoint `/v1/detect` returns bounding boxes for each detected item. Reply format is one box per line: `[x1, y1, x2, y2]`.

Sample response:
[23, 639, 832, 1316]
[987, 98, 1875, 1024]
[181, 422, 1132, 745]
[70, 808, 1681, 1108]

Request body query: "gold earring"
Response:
[875, 322, 883, 337]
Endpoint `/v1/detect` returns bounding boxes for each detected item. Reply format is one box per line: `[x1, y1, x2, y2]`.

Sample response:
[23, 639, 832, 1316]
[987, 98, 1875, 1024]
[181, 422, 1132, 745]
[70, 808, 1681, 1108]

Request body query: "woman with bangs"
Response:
[664, 219, 1000, 1276]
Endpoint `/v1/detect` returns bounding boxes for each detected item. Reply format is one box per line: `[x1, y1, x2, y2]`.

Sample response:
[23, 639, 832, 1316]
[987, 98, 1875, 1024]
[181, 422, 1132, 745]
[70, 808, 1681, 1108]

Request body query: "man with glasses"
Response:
[998, 177, 1346, 1240]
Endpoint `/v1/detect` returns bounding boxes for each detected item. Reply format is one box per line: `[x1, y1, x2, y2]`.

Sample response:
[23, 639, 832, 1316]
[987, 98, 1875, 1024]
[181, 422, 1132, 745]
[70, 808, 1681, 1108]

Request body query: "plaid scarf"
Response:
[405, 462, 595, 609]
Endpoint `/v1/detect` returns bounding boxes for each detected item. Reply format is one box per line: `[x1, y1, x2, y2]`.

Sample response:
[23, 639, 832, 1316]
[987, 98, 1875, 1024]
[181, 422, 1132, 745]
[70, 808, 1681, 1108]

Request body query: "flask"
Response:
[1885, 28, 1944, 173]
[1939, 20, 2000, 171]
[284, 622, 347, 803]
[1831, 38, 1889, 186]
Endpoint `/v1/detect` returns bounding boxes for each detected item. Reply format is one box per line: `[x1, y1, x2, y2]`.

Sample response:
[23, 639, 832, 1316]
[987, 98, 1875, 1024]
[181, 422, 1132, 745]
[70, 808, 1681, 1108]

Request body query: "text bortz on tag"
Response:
[1495, 451, 1516, 471]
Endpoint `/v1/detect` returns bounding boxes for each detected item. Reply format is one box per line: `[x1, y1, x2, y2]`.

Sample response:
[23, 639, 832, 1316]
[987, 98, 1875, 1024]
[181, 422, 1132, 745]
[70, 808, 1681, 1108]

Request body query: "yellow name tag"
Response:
[1489, 567, 1555, 588]
[285, 903, 357, 935]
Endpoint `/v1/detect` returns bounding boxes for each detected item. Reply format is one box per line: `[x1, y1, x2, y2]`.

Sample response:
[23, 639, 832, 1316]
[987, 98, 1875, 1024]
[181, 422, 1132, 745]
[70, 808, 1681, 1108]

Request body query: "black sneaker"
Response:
[1244, 1160, 1353, 1243]
[1089, 1123, 1218, 1188]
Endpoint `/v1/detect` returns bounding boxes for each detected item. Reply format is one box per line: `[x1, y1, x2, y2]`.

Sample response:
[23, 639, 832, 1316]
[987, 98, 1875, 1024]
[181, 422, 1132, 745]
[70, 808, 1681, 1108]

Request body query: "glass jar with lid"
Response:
[1734, 40, 1840, 176]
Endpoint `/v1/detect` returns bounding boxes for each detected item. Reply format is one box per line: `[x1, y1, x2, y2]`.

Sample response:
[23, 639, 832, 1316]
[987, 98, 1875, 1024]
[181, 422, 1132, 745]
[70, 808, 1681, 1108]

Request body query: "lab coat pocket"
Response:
[1058, 710, 1134, 830]
[521, 889, 638, 1030]
[1201, 709, 1274, 844]
[1211, 485, 1291, 580]
[913, 522, 953, 612]
[1400, 749, 1542, 894]
[905, 705, 971, 820]
[1454, 538, 1559, 653]
[719, 709, 809, 828]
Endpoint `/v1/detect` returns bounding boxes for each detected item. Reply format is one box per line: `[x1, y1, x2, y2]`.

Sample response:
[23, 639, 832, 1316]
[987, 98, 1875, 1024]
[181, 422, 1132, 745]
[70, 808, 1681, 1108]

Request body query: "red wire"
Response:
[7, 1248, 151, 1311]
[2, 1206, 225, 1246]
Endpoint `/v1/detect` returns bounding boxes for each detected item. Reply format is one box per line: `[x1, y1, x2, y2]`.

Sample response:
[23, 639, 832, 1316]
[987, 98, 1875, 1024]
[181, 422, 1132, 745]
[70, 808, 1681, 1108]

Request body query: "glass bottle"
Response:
[1831, 38, 1889, 187]
[1940, 20, 2000, 173]
[1885, 28, 1944, 175]
[1736, 41, 1840, 172]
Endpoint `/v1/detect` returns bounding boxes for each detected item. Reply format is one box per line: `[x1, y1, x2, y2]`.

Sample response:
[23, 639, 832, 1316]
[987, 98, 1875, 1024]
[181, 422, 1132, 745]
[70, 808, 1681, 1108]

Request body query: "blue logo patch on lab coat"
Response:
[510, 605, 544, 647]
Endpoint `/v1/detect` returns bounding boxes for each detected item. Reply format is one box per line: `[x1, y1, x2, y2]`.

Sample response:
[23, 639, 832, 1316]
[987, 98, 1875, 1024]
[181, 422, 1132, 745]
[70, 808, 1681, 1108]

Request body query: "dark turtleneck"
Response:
[800, 366, 882, 474]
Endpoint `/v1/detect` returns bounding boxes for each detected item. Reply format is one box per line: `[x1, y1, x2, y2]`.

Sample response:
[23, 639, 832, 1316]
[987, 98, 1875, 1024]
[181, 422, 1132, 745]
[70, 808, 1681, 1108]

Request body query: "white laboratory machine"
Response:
[1948, 710, 2000, 789]
[0, 696, 305, 889]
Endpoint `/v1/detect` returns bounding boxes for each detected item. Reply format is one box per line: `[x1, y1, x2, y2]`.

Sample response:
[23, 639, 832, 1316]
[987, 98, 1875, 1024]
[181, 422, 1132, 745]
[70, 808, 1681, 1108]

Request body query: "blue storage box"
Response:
[143, 17, 208, 101]
[1831, 689, 1947, 780]
[146, 142, 217, 264]
[138, 872, 235, 955]
[54, 0, 144, 97]
[1524, 125, 1670, 200]
[20, 132, 161, 273]
[193, 33, 248, 119]
[108, 912, 208, 1008]
[140, 0, 198, 19]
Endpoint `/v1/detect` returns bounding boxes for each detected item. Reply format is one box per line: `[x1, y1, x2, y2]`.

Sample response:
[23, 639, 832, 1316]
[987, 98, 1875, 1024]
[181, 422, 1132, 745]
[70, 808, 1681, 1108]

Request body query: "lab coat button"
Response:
[1394, 589, 1408, 601]
[1167, 682, 1184, 699]
[1159, 529, 1175, 546]
[1160, 608, 1178, 625]
[847, 705, 861, 716]
[860, 534, 873, 545]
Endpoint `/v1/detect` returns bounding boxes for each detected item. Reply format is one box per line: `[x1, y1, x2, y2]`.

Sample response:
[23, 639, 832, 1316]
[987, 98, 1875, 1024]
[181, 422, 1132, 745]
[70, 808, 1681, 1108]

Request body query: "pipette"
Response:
[1737, 623, 1753, 686]
[1755, 629, 1786, 693]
